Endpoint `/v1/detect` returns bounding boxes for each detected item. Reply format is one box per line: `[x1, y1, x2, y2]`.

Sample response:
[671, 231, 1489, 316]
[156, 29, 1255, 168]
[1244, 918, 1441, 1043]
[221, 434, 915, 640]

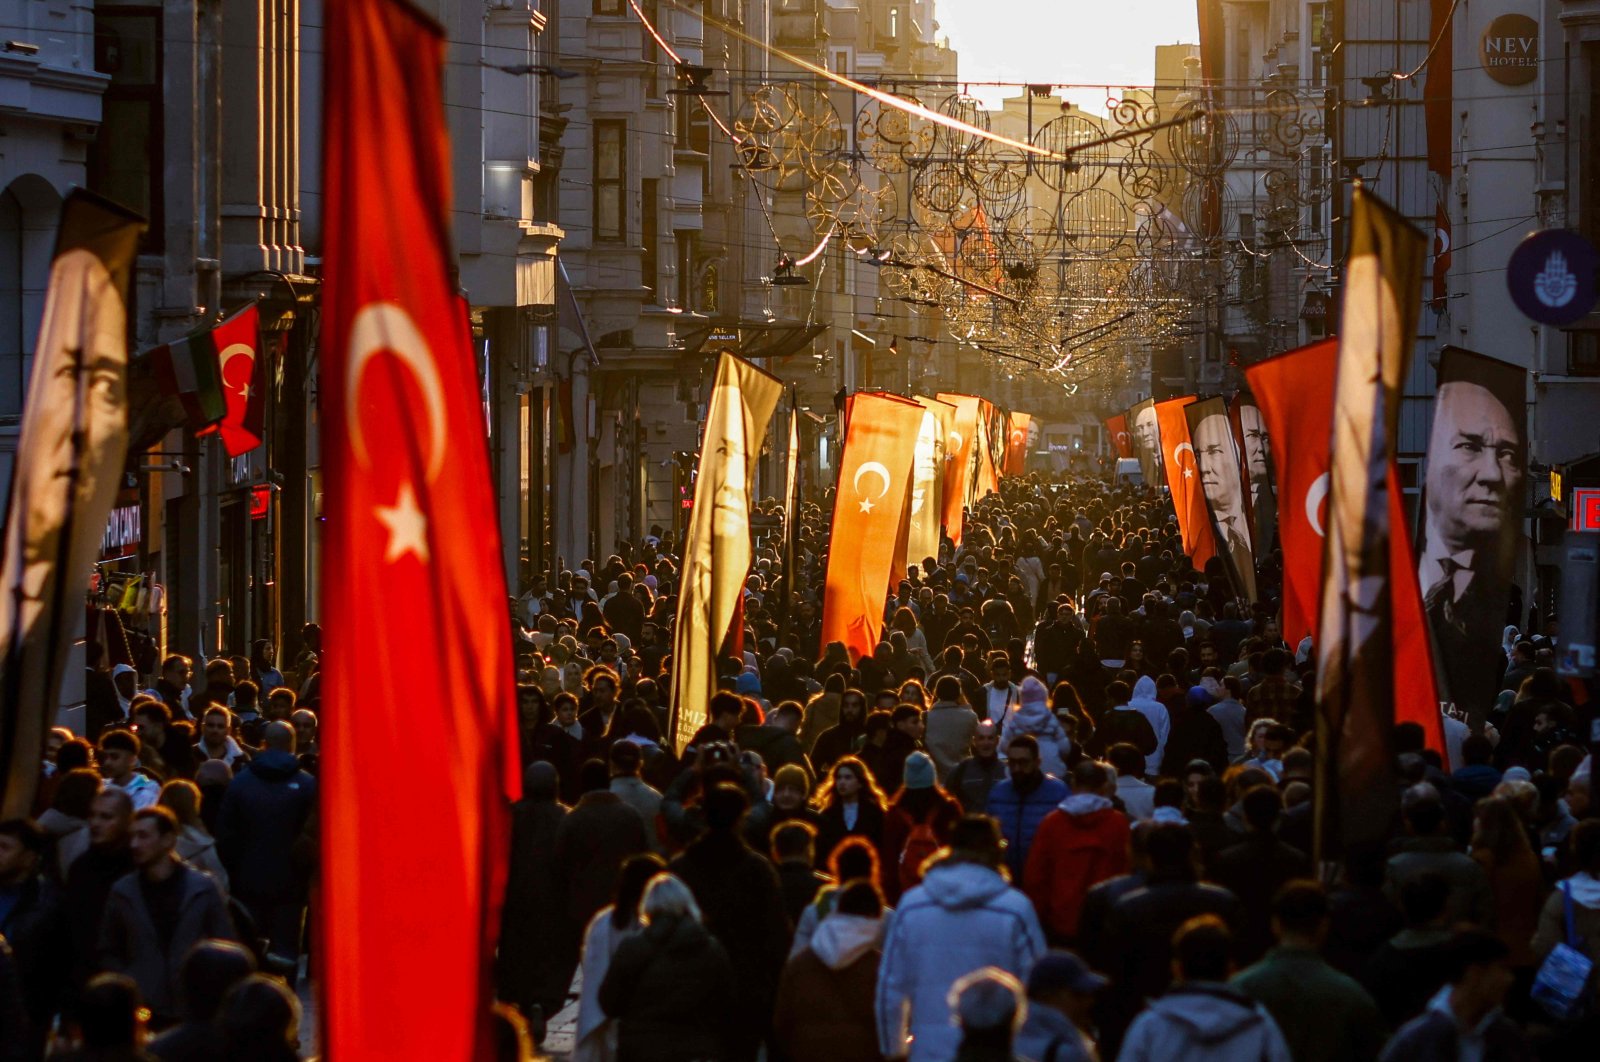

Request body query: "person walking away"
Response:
[1000, 677, 1069, 779]
[496, 763, 575, 1042]
[772, 880, 886, 1062]
[1118, 915, 1292, 1062]
[145, 939, 256, 1062]
[946, 967, 1028, 1062]
[1378, 929, 1533, 1062]
[984, 736, 1069, 882]
[1125, 677, 1170, 778]
[1085, 682, 1155, 764]
[214, 721, 315, 968]
[156, 781, 228, 894]
[1208, 786, 1311, 963]
[1529, 819, 1600, 1056]
[668, 783, 791, 1062]
[1013, 951, 1104, 1062]
[573, 854, 665, 1062]
[607, 742, 663, 851]
[598, 874, 735, 1062]
[924, 678, 979, 782]
[772, 821, 831, 927]
[555, 760, 653, 959]
[1468, 795, 1544, 982]
[881, 753, 962, 902]
[97, 807, 236, 1025]
[875, 815, 1045, 1062]
[1024, 760, 1130, 946]
[1231, 881, 1386, 1062]
[1108, 745, 1155, 822]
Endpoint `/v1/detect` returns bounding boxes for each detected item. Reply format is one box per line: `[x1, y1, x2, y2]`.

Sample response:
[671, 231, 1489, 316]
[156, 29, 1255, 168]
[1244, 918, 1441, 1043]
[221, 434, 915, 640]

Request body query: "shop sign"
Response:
[101, 501, 142, 561]
[1573, 488, 1600, 532]
[1479, 13, 1539, 86]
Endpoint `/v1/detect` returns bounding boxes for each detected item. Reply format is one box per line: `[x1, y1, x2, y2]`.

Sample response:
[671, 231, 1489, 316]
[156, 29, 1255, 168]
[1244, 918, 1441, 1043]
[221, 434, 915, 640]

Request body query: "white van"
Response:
[1114, 457, 1143, 485]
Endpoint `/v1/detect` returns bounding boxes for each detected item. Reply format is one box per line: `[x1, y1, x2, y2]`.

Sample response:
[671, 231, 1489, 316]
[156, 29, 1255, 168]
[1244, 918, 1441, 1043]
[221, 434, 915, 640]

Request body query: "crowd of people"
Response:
[2, 472, 1597, 1061]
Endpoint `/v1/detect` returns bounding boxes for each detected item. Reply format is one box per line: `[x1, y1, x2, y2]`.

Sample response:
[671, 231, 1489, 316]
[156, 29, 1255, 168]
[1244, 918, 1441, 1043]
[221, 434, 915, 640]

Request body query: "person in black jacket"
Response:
[1159, 686, 1229, 777]
[62, 790, 135, 995]
[214, 722, 316, 966]
[495, 763, 575, 1036]
[599, 874, 735, 1062]
[0, 818, 65, 1058]
[146, 940, 256, 1062]
[1207, 786, 1311, 963]
[668, 783, 791, 1062]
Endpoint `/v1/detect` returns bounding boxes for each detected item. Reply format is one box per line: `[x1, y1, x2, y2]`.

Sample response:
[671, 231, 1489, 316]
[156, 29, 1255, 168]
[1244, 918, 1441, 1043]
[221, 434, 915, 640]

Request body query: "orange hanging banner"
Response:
[937, 392, 980, 547]
[821, 391, 926, 662]
[1155, 395, 1217, 572]
[1004, 412, 1032, 477]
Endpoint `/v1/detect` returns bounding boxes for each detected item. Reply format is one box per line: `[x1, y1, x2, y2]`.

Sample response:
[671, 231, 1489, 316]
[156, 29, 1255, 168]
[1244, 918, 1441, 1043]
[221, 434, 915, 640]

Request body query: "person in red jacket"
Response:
[1023, 758, 1131, 945]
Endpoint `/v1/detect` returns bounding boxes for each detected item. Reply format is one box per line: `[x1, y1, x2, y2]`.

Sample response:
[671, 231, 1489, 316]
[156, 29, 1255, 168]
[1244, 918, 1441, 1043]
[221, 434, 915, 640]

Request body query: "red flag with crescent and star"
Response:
[1105, 414, 1133, 458]
[821, 391, 926, 662]
[1155, 396, 1217, 573]
[196, 303, 264, 457]
[937, 392, 980, 547]
[1247, 338, 1445, 762]
[319, 0, 520, 1058]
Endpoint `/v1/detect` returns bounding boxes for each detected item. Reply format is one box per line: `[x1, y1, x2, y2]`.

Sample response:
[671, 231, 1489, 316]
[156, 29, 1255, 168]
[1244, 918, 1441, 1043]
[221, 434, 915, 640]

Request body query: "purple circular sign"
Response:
[1506, 229, 1600, 326]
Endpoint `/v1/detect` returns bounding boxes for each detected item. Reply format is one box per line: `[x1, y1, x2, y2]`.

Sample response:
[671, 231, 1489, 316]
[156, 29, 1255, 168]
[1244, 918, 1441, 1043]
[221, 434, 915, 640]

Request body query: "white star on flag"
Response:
[859, 497, 875, 513]
[375, 482, 430, 562]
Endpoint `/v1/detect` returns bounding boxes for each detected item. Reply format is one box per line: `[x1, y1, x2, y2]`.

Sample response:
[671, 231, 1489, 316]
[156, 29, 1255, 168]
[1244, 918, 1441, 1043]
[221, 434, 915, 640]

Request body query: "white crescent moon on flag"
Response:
[346, 302, 448, 481]
[949, 430, 963, 452]
[218, 342, 253, 376]
[1174, 441, 1195, 466]
[853, 461, 891, 498]
[1116, 431, 1130, 447]
[1306, 472, 1330, 537]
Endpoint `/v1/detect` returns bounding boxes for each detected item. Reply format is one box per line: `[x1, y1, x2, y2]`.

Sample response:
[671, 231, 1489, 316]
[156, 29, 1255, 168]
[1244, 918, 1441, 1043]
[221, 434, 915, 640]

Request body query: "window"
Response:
[90, 8, 163, 250]
[594, 0, 625, 14]
[642, 179, 659, 300]
[595, 121, 627, 242]
[641, 0, 660, 97]
[676, 230, 698, 309]
[889, 7, 900, 38]
[676, 97, 710, 154]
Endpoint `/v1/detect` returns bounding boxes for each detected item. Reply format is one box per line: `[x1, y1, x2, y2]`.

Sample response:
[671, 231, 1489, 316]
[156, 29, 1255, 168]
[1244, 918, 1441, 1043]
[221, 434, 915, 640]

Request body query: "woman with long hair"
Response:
[892, 606, 936, 673]
[798, 673, 845, 753]
[810, 688, 869, 774]
[881, 752, 963, 902]
[578, 600, 610, 639]
[158, 779, 229, 893]
[813, 756, 887, 872]
[897, 678, 929, 710]
[250, 639, 285, 692]
[1050, 680, 1092, 762]
[1470, 795, 1544, 976]
[574, 853, 667, 1062]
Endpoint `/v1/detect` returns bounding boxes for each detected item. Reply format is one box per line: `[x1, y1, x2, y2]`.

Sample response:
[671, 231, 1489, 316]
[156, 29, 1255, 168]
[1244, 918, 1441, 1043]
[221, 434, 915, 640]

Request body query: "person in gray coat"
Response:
[1117, 915, 1290, 1062]
[96, 807, 236, 1023]
[924, 677, 979, 782]
[608, 741, 663, 850]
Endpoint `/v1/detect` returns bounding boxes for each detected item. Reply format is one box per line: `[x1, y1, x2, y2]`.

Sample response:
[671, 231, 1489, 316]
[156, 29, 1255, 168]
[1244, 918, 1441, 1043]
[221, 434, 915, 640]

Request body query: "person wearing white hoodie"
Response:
[1118, 915, 1291, 1062]
[876, 815, 1045, 1062]
[1127, 676, 1171, 777]
[1000, 676, 1070, 779]
[774, 880, 886, 1062]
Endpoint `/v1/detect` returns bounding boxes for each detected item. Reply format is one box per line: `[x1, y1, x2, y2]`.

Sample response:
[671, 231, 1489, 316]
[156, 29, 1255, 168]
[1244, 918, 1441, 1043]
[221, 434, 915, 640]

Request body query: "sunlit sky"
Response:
[933, 0, 1201, 113]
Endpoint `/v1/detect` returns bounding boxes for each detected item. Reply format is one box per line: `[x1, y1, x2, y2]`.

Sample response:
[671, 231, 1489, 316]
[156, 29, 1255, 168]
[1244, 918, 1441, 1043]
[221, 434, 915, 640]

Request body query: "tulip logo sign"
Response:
[1507, 230, 1600, 326]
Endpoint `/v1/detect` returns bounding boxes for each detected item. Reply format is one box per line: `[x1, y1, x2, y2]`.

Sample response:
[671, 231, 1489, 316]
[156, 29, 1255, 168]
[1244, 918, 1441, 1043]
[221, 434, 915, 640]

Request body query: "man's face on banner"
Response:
[911, 410, 938, 517]
[709, 384, 748, 541]
[1237, 403, 1271, 485]
[1424, 381, 1522, 547]
[1133, 406, 1160, 459]
[1193, 413, 1243, 519]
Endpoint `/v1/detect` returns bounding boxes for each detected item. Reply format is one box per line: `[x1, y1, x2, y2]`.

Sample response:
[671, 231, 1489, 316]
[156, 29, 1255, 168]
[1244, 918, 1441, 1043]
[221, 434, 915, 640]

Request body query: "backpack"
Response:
[899, 812, 942, 892]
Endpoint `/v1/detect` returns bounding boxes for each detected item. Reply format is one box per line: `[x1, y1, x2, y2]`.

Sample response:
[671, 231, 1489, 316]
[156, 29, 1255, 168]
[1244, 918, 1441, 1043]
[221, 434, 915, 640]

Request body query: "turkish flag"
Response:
[212, 303, 263, 457]
[1004, 412, 1031, 477]
[1105, 414, 1133, 458]
[319, 1, 520, 1058]
[937, 392, 980, 547]
[821, 392, 926, 662]
[1155, 396, 1217, 572]
[1247, 340, 1444, 759]
[973, 398, 1000, 497]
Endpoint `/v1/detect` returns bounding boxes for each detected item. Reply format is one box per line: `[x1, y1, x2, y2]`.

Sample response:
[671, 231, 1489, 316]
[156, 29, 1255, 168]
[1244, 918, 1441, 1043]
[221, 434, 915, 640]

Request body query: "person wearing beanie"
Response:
[999, 676, 1069, 778]
[947, 967, 1026, 1062]
[882, 752, 963, 902]
[668, 783, 791, 1062]
[1013, 951, 1105, 1062]
[754, 762, 822, 853]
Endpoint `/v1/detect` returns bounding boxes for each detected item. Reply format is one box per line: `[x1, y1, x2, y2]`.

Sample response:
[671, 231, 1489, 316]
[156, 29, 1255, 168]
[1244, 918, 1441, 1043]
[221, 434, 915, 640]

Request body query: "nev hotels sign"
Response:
[1480, 13, 1539, 86]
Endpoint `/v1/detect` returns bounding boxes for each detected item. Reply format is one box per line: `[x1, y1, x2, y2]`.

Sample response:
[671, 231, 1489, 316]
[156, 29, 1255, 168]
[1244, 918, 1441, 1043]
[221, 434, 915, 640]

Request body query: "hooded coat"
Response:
[214, 749, 317, 903]
[999, 678, 1070, 778]
[875, 857, 1045, 1062]
[1118, 983, 1293, 1062]
[1023, 793, 1131, 942]
[773, 913, 884, 1062]
[1126, 676, 1171, 776]
[598, 914, 736, 1062]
